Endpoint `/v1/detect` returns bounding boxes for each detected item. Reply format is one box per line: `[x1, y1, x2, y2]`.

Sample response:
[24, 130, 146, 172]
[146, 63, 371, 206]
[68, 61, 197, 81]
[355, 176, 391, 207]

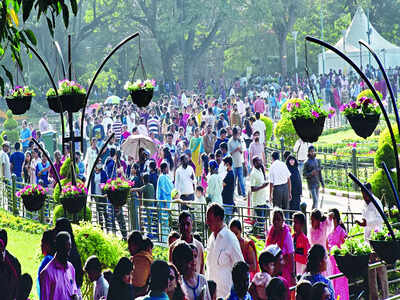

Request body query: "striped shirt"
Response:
[147, 117, 159, 135]
[112, 121, 122, 142]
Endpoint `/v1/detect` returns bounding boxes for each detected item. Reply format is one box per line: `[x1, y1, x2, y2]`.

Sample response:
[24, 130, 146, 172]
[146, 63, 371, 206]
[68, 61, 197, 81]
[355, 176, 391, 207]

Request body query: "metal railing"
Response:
[1, 175, 362, 245]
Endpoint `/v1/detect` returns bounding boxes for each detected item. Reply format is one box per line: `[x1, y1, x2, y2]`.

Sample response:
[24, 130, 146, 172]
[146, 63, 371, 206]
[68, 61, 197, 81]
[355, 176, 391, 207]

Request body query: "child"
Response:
[226, 262, 252, 300]
[265, 277, 287, 300]
[264, 245, 290, 300]
[207, 160, 223, 205]
[249, 250, 275, 300]
[84, 255, 109, 300]
[168, 231, 180, 247]
[292, 212, 310, 276]
[295, 280, 312, 300]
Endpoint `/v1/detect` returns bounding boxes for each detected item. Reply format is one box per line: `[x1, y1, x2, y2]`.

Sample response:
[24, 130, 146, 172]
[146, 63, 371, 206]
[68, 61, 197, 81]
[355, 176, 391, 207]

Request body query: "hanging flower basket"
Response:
[369, 240, 400, 265]
[124, 79, 155, 108]
[102, 177, 134, 208]
[5, 86, 35, 115]
[283, 98, 333, 143]
[46, 80, 86, 113]
[292, 116, 326, 143]
[22, 194, 46, 212]
[334, 254, 370, 279]
[346, 114, 380, 139]
[5, 96, 32, 115]
[106, 188, 130, 207]
[16, 184, 47, 212]
[59, 182, 88, 214]
[60, 194, 86, 214]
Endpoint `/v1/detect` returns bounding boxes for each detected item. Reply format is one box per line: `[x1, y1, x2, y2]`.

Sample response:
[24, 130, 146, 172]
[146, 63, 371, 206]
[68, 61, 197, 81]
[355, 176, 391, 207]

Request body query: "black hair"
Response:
[259, 250, 276, 272]
[110, 148, 116, 157]
[143, 237, 154, 251]
[229, 218, 242, 232]
[311, 282, 329, 300]
[306, 244, 326, 274]
[296, 280, 312, 300]
[265, 277, 286, 300]
[168, 263, 186, 300]
[220, 142, 228, 151]
[219, 128, 227, 135]
[364, 182, 372, 191]
[285, 154, 298, 168]
[178, 211, 192, 226]
[15, 142, 20, 150]
[149, 161, 157, 170]
[196, 186, 204, 193]
[55, 218, 76, 248]
[113, 257, 133, 282]
[272, 151, 279, 161]
[232, 261, 250, 297]
[17, 273, 33, 300]
[207, 203, 225, 221]
[143, 174, 149, 184]
[41, 229, 55, 255]
[193, 232, 202, 244]
[232, 126, 239, 135]
[223, 155, 233, 167]
[149, 260, 170, 292]
[168, 231, 180, 246]
[255, 112, 261, 119]
[84, 255, 102, 273]
[172, 241, 194, 275]
[293, 212, 306, 225]
[0, 228, 8, 247]
[283, 151, 291, 161]
[208, 280, 217, 298]
[311, 209, 326, 222]
[160, 161, 169, 171]
[55, 231, 71, 253]
[128, 230, 143, 248]
[329, 208, 346, 231]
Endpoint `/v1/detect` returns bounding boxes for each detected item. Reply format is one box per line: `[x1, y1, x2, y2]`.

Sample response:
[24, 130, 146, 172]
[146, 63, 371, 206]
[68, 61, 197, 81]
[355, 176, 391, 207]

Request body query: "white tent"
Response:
[318, 7, 400, 74]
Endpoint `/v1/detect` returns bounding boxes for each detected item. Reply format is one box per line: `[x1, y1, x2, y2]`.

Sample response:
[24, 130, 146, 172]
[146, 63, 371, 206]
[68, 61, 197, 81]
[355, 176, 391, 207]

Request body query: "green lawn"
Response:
[7, 228, 41, 300]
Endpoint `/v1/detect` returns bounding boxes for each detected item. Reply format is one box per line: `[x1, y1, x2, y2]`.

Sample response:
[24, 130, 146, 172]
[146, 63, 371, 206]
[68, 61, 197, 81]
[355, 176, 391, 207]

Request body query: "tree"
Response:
[0, 0, 78, 94]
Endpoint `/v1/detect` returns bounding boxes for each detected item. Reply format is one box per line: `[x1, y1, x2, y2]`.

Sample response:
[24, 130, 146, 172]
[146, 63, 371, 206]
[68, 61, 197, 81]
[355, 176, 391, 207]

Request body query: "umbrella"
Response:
[121, 135, 157, 160]
[105, 95, 121, 104]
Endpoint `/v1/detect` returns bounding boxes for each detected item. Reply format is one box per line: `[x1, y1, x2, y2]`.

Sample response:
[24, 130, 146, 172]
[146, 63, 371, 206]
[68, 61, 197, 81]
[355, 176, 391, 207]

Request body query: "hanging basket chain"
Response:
[131, 35, 147, 82]
[304, 39, 317, 104]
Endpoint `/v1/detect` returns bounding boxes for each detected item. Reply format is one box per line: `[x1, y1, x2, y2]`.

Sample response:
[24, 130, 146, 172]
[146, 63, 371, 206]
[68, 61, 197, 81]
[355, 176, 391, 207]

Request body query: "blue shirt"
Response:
[10, 151, 24, 178]
[226, 288, 253, 300]
[20, 128, 31, 148]
[137, 291, 169, 300]
[156, 174, 173, 201]
[36, 161, 50, 187]
[37, 254, 53, 299]
[301, 273, 335, 300]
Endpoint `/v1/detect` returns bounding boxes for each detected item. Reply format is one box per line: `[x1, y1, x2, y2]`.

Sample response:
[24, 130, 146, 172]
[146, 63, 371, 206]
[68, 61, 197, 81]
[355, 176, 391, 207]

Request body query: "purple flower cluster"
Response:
[16, 184, 47, 197]
[61, 182, 88, 197]
[101, 177, 134, 191]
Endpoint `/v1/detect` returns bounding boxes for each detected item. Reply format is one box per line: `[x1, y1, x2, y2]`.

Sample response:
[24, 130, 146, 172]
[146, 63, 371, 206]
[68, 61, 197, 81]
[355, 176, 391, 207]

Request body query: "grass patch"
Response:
[7, 228, 41, 300]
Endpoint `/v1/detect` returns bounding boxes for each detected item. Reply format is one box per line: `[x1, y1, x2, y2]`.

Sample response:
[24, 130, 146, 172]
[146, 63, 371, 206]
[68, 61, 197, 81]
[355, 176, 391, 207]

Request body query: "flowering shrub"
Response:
[340, 89, 380, 116]
[60, 182, 88, 198]
[102, 177, 134, 192]
[283, 98, 330, 120]
[16, 184, 47, 197]
[46, 79, 86, 97]
[370, 226, 400, 241]
[7, 86, 36, 98]
[124, 79, 155, 92]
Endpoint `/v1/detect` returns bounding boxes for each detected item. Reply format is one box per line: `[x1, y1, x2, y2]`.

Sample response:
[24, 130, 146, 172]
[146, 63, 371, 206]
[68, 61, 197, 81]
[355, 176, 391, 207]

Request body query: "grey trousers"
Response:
[272, 183, 289, 210]
[368, 265, 388, 300]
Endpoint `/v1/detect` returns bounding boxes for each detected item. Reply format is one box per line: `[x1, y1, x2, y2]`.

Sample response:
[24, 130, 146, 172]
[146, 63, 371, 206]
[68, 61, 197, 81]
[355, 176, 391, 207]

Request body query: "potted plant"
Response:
[283, 98, 333, 142]
[5, 86, 35, 115]
[102, 177, 134, 207]
[331, 238, 371, 279]
[370, 227, 400, 265]
[46, 79, 86, 113]
[340, 89, 381, 139]
[124, 79, 155, 107]
[59, 182, 88, 214]
[16, 184, 47, 212]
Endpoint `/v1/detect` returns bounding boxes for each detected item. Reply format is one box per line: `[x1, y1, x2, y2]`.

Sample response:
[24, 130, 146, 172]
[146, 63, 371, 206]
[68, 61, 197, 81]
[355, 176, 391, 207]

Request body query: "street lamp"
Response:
[292, 31, 298, 87]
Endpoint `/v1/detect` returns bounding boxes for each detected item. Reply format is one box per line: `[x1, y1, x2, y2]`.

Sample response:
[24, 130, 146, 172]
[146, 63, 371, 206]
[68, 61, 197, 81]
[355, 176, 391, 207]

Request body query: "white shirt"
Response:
[362, 197, 384, 240]
[175, 165, 196, 195]
[268, 160, 291, 186]
[293, 139, 311, 162]
[85, 147, 98, 177]
[94, 274, 109, 300]
[0, 150, 11, 180]
[207, 173, 223, 205]
[102, 116, 113, 132]
[250, 167, 268, 207]
[252, 120, 266, 144]
[138, 124, 148, 136]
[39, 118, 49, 132]
[181, 93, 188, 107]
[206, 225, 244, 299]
[218, 161, 227, 181]
[237, 100, 245, 116]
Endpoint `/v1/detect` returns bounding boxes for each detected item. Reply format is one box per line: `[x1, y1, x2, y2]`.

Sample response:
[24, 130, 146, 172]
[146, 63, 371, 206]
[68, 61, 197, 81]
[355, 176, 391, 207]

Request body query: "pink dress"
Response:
[309, 218, 332, 276]
[266, 224, 295, 293]
[327, 226, 349, 300]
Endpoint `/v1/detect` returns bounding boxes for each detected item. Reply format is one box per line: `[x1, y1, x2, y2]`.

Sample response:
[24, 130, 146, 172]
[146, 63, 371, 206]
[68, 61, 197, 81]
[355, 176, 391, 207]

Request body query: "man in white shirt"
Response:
[269, 151, 291, 210]
[293, 138, 311, 175]
[227, 127, 246, 197]
[250, 156, 269, 226]
[0, 142, 11, 182]
[175, 154, 196, 208]
[356, 182, 388, 300]
[137, 118, 148, 136]
[252, 112, 266, 144]
[39, 113, 49, 133]
[181, 90, 188, 107]
[205, 203, 244, 299]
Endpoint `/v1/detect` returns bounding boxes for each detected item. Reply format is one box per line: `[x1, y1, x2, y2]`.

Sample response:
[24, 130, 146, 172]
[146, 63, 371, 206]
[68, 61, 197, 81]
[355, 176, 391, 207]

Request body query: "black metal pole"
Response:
[359, 40, 400, 193]
[348, 172, 396, 241]
[80, 32, 140, 153]
[306, 36, 400, 210]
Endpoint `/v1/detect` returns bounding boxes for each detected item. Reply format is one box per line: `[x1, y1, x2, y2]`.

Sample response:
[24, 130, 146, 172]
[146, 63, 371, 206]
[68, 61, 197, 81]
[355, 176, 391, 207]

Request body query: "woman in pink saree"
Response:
[265, 208, 295, 289]
[327, 208, 349, 300]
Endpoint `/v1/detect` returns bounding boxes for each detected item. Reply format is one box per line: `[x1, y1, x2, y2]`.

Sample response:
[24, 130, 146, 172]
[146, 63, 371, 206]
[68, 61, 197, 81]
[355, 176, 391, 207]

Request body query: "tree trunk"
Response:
[160, 47, 174, 82]
[183, 56, 195, 89]
[278, 33, 288, 78]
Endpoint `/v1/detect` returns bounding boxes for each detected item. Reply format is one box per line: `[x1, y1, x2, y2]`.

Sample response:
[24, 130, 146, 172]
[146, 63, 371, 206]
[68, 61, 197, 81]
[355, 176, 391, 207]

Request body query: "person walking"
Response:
[175, 154, 196, 208]
[10, 142, 24, 183]
[268, 151, 291, 211]
[286, 155, 302, 212]
[222, 156, 235, 223]
[207, 160, 223, 205]
[157, 162, 174, 242]
[293, 139, 311, 175]
[303, 146, 324, 209]
[249, 131, 266, 167]
[228, 126, 246, 197]
[250, 156, 269, 226]
[205, 203, 244, 299]
[252, 113, 266, 145]
[203, 124, 216, 155]
[90, 163, 109, 231]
